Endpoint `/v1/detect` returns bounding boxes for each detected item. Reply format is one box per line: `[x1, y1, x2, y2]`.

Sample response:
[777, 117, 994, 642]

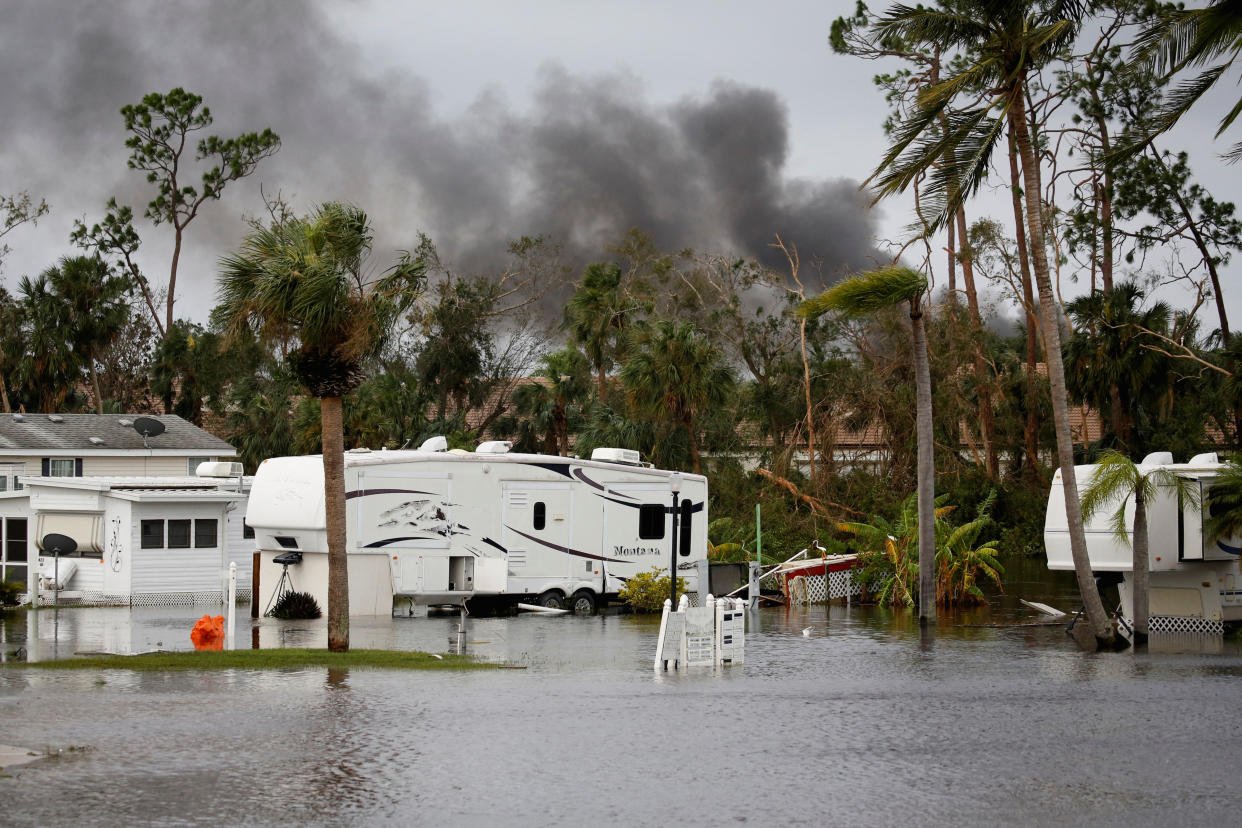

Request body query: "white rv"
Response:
[1045, 451, 1242, 634]
[245, 439, 709, 616]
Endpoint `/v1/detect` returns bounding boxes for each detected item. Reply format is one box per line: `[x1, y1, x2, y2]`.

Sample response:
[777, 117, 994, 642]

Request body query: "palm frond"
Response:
[799, 266, 927, 319]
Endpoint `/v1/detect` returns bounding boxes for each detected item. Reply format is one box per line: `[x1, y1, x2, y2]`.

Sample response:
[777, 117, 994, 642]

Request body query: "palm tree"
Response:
[1065, 282, 1173, 452]
[868, 0, 1119, 648]
[801, 265, 937, 626]
[37, 255, 131, 412]
[619, 320, 733, 474]
[1130, 0, 1242, 161]
[1080, 450, 1200, 643]
[217, 202, 425, 651]
[564, 262, 631, 396]
[513, 348, 592, 456]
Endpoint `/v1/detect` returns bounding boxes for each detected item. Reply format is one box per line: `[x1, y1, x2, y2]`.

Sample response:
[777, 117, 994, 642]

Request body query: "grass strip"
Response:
[12, 648, 505, 672]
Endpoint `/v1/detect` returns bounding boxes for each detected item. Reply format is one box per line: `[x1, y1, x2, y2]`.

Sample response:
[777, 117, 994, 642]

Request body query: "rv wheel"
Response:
[570, 590, 597, 616]
[535, 590, 566, 610]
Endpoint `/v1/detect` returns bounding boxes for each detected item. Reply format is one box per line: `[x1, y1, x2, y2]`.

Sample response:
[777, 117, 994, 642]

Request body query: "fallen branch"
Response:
[755, 468, 863, 517]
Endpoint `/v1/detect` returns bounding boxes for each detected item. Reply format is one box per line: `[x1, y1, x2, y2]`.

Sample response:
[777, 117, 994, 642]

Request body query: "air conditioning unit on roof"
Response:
[591, 448, 641, 465]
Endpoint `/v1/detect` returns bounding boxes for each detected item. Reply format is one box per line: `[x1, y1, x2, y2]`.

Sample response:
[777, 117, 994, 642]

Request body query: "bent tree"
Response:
[801, 265, 936, 626]
[866, 0, 1119, 648]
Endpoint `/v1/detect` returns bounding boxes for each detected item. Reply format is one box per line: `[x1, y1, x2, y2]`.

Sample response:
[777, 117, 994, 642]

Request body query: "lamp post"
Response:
[669, 472, 682, 608]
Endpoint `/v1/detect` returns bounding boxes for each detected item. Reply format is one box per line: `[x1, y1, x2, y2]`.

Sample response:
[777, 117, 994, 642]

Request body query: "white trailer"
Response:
[1045, 451, 1242, 633]
[245, 440, 709, 616]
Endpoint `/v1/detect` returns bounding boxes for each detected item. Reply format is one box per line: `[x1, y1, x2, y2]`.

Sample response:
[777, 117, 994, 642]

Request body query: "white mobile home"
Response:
[246, 440, 709, 615]
[1045, 452, 1242, 634]
[25, 473, 251, 606]
[0, 413, 237, 594]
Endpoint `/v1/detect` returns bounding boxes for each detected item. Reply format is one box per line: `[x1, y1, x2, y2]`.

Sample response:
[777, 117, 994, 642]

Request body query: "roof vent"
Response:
[1189, 452, 1219, 465]
[591, 447, 641, 465]
[419, 435, 448, 453]
[48, 414, 64, 423]
[476, 440, 512, 454]
[12, 413, 23, 422]
[1141, 451, 1175, 466]
[347, 447, 372, 454]
[89, 437, 105, 445]
[117, 418, 133, 427]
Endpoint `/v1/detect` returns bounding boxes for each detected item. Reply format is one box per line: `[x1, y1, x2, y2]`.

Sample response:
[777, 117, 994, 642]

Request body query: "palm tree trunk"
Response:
[800, 316, 816, 486]
[1132, 489, 1149, 644]
[1009, 92, 1116, 649]
[1009, 132, 1043, 483]
[955, 205, 998, 480]
[322, 395, 350, 652]
[0, 370, 10, 414]
[910, 302, 936, 626]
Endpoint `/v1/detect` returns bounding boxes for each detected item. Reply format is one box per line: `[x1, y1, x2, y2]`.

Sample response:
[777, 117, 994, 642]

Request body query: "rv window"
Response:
[167, 520, 191, 549]
[533, 502, 546, 530]
[140, 520, 163, 549]
[194, 519, 218, 548]
[679, 498, 692, 556]
[638, 504, 665, 539]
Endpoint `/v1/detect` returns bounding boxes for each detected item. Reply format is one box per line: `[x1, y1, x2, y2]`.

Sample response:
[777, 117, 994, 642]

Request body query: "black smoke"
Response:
[0, 0, 879, 319]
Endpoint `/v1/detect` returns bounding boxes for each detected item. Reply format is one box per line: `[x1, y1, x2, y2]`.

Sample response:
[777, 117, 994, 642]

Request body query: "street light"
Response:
[669, 472, 682, 608]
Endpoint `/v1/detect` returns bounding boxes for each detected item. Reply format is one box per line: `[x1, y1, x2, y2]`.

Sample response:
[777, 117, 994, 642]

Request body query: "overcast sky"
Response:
[1, 0, 1237, 329]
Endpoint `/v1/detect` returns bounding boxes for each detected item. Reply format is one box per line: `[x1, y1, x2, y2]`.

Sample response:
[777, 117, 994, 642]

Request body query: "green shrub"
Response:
[0, 580, 24, 607]
[618, 568, 686, 613]
[268, 590, 322, 619]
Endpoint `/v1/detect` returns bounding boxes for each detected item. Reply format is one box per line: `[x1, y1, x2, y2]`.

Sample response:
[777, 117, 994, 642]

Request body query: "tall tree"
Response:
[81, 88, 280, 338]
[513, 348, 592, 457]
[564, 261, 633, 396]
[1064, 282, 1174, 452]
[0, 190, 48, 273]
[217, 202, 425, 652]
[801, 265, 937, 626]
[1129, 0, 1242, 160]
[40, 255, 131, 413]
[868, 0, 1121, 648]
[620, 320, 734, 474]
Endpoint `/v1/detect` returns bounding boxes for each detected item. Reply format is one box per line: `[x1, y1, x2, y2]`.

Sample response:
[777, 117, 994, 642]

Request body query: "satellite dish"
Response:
[133, 416, 166, 439]
[41, 533, 77, 556]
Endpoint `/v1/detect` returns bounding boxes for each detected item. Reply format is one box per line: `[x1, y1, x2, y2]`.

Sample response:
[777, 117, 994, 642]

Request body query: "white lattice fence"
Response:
[1148, 615, 1224, 635]
[35, 589, 252, 608]
[786, 569, 863, 605]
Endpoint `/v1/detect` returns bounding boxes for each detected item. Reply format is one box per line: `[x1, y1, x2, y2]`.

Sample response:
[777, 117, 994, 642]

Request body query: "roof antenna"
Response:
[132, 416, 166, 449]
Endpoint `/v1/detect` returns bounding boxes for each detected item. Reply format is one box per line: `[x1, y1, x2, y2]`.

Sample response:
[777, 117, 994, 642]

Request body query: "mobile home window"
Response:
[242, 520, 255, 540]
[47, 458, 76, 477]
[533, 502, 546, 530]
[638, 504, 665, 539]
[6, 518, 27, 563]
[194, 519, 218, 548]
[140, 520, 164, 549]
[167, 520, 191, 549]
[188, 457, 212, 475]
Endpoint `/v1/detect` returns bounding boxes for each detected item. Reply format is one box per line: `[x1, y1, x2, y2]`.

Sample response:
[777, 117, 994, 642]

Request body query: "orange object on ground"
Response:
[191, 614, 225, 650]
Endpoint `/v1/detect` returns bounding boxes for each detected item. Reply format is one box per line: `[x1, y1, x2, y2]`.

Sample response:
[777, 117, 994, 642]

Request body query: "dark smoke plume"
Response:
[0, 0, 879, 319]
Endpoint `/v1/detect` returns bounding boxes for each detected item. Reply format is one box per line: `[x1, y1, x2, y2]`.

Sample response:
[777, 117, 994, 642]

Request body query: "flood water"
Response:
[2, 559, 1241, 827]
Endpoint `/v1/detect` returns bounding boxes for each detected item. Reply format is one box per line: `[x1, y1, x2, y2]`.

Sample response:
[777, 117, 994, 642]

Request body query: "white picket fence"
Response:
[654, 594, 746, 671]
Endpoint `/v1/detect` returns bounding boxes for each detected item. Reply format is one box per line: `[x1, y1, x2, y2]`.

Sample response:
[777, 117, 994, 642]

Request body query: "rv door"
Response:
[502, 482, 574, 595]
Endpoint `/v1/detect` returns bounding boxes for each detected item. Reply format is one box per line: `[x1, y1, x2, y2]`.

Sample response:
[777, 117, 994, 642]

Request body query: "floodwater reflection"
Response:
[0, 559, 1240, 825]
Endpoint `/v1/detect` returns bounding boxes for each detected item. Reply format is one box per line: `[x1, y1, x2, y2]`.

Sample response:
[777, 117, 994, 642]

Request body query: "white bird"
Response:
[801, 627, 812, 637]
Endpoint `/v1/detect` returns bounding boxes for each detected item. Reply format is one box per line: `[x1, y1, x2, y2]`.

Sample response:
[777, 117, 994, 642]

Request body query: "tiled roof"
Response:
[0, 414, 235, 453]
